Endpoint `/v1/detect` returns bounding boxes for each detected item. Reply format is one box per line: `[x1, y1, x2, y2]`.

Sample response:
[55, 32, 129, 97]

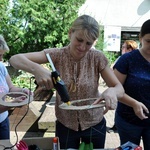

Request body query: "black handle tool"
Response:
[46, 53, 70, 105]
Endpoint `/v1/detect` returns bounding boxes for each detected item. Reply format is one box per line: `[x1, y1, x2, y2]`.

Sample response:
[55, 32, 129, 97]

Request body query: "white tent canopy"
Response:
[79, 0, 150, 28]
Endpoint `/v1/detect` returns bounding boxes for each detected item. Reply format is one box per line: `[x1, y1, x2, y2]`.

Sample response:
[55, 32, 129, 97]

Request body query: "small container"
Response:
[53, 137, 58, 150]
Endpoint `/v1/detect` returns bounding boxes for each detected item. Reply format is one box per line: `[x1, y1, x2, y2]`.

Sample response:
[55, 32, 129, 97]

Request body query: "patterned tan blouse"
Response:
[44, 45, 108, 131]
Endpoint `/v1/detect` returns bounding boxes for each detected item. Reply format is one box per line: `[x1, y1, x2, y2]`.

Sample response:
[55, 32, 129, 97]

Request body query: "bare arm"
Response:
[0, 105, 9, 113]
[114, 69, 149, 119]
[9, 51, 53, 89]
[6, 74, 31, 94]
[94, 65, 124, 113]
[101, 65, 124, 99]
[10, 51, 47, 73]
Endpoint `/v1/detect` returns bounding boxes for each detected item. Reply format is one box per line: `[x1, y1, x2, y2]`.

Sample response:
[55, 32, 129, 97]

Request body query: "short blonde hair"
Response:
[124, 40, 138, 50]
[0, 35, 9, 52]
[70, 15, 100, 41]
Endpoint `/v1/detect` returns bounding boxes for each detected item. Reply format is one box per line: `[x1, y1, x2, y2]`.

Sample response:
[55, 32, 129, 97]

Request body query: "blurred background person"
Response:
[121, 40, 138, 55]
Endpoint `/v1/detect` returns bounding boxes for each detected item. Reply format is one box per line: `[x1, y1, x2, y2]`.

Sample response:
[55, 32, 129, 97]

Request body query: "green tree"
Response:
[0, 0, 85, 60]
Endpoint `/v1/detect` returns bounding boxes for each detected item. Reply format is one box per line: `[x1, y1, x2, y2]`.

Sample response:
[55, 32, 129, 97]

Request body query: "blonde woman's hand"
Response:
[93, 87, 118, 114]
[34, 67, 53, 90]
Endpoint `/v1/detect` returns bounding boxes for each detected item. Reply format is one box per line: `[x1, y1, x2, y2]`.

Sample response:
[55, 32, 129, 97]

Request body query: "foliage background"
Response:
[1, 0, 118, 88]
[1, 0, 86, 60]
[1, 0, 86, 88]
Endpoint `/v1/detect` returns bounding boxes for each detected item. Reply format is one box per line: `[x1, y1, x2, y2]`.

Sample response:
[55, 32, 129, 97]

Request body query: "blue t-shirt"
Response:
[0, 62, 9, 123]
[114, 50, 150, 126]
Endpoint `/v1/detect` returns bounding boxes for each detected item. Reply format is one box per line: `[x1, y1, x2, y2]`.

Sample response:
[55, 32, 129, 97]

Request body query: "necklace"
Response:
[69, 62, 79, 93]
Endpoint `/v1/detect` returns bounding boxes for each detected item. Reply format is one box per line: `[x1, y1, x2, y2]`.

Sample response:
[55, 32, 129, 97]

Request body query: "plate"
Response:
[0, 92, 33, 107]
[59, 98, 105, 110]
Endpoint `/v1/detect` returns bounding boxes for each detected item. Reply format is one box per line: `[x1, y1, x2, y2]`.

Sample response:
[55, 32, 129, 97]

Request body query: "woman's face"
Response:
[140, 34, 150, 55]
[69, 29, 95, 60]
[121, 43, 131, 55]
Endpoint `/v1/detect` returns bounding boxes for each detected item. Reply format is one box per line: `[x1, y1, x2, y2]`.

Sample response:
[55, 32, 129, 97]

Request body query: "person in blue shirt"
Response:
[108, 40, 138, 133]
[0, 35, 32, 140]
[113, 19, 150, 150]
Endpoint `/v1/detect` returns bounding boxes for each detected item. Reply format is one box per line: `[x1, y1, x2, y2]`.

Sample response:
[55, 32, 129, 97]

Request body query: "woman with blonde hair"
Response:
[10, 15, 124, 149]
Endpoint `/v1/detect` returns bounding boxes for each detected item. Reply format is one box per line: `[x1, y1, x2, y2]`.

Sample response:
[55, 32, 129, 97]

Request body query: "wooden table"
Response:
[38, 105, 56, 131]
[0, 140, 16, 150]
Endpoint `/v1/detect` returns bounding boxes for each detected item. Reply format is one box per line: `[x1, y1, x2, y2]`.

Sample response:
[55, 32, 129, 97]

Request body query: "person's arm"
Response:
[9, 51, 54, 89]
[93, 65, 124, 114]
[101, 66, 124, 98]
[114, 69, 149, 120]
[0, 105, 9, 113]
[6, 73, 31, 94]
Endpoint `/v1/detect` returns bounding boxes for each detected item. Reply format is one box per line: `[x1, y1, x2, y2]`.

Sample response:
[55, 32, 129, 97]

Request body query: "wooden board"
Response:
[9, 101, 43, 132]
[38, 106, 56, 131]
